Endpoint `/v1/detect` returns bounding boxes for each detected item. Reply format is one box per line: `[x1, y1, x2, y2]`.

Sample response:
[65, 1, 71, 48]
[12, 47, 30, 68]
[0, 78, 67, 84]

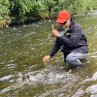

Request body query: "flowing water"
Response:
[0, 13, 97, 97]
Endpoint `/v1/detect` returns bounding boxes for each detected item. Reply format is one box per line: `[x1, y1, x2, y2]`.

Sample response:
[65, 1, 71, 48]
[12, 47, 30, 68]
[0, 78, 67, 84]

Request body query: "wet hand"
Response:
[52, 24, 60, 37]
[43, 55, 50, 62]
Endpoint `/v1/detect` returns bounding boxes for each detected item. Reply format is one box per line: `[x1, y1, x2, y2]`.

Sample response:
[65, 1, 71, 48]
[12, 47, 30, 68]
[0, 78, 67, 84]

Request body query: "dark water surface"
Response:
[0, 14, 97, 97]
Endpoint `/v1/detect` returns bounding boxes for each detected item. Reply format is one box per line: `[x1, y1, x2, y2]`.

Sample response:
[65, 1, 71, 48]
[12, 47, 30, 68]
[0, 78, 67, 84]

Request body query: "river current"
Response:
[0, 14, 97, 97]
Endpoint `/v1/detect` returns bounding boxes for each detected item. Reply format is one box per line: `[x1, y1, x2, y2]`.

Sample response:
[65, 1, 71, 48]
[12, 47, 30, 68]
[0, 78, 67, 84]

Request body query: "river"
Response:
[0, 13, 97, 97]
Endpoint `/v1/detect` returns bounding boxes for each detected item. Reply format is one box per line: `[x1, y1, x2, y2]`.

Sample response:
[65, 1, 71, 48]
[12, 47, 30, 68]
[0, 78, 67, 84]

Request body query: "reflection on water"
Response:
[0, 14, 97, 97]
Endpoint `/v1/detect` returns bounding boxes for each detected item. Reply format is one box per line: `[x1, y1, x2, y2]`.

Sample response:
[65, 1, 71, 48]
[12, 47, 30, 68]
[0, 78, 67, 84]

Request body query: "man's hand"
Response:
[43, 55, 50, 62]
[52, 24, 60, 37]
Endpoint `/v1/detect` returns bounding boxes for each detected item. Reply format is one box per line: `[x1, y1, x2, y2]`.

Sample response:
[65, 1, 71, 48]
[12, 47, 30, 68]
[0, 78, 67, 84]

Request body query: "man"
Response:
[43, 10, 88, 67]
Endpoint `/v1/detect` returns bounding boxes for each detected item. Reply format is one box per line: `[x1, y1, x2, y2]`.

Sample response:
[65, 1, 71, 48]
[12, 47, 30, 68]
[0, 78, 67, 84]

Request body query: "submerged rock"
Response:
[82, 72, 97, 83]
[72, 88, 85, 97]
[91, 94, 97, 97]
[80, 72, 97, 96]
[0, 20, 11, 28]
[86, 84, 97, 94]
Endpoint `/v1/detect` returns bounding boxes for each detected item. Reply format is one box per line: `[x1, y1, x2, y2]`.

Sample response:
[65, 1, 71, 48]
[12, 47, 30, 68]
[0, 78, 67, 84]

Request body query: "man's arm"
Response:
[59, 26, 83, 47]
[43, 37, 60, 62]
[49, 37, 60, 57]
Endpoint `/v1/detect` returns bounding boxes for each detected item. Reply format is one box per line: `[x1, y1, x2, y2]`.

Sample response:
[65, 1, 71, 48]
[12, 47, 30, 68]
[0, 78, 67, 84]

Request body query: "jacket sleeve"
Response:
[59, 26, 83, 47]
[49, 37, 60, 57]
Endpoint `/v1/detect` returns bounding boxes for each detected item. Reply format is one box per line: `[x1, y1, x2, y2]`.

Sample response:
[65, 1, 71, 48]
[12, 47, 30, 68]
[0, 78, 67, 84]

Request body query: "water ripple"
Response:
[0, 75, 13, 81]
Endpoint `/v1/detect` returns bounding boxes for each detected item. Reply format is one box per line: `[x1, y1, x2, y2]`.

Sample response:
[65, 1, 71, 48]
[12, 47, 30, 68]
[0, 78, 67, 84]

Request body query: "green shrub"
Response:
[10, 0, 37, 22]
[0, 0, 10, 20]
[0, 0, 97, 24]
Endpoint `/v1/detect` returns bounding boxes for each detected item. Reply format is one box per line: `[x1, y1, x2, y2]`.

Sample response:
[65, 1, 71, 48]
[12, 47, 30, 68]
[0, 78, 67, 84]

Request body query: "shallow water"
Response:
[0, 14, 97, 97]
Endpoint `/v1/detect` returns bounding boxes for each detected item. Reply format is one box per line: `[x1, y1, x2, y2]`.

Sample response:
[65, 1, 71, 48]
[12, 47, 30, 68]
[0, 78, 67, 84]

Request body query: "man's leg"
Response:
[66, 52, 87, 67]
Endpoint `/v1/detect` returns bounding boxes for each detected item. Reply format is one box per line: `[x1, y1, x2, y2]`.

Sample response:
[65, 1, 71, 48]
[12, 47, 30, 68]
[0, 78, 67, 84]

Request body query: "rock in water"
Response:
[91, 94, 97, 97]
[86, 84, 97, 94]
[82, 72, 97, 83]
[92, 72, 97, 80]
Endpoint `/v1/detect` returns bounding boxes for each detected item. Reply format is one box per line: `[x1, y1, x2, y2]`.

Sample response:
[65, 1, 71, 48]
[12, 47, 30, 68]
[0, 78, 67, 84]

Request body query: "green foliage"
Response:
[34, 0, 97, 19]
[36, 0, 49, 19]
[0, 0, 97, 24]
[10, 0, 37, 21]
[0, 0, 10, 20]
[51, 0, 95, 15]
[92, 0, 97, 9]
[36, 0, 58, 19]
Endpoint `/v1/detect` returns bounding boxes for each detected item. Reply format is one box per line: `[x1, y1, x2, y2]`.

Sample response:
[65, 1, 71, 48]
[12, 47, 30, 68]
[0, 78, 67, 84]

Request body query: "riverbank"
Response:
[0, 19, 11, 28]
[0, 17, 41, 29]
[0, 10, 97, 29]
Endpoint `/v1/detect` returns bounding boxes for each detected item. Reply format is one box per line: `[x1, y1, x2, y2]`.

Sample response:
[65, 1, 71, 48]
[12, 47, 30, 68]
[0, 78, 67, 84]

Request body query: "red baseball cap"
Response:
[56, 10, 71, 23]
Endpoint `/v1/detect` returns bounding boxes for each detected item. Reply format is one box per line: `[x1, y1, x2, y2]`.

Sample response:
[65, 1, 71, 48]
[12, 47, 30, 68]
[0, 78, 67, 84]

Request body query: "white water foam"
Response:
[17, 69, 74, 84]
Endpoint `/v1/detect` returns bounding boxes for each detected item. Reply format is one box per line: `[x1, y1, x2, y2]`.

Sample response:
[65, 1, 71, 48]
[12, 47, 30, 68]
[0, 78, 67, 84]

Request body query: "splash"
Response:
[17, 69, 75, 84]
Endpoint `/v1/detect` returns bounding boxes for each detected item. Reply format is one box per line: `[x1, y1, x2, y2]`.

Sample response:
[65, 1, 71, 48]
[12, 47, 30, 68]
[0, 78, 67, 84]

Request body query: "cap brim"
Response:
[56, 19, 67, 23]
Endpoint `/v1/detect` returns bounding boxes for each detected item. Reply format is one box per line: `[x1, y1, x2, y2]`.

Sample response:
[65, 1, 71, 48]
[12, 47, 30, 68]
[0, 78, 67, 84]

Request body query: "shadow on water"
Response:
[0, 13, 97, 97]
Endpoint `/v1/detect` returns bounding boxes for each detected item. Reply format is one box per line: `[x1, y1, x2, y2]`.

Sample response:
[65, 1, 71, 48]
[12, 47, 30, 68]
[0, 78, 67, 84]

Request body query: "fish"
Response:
[22, 74, 31, 81]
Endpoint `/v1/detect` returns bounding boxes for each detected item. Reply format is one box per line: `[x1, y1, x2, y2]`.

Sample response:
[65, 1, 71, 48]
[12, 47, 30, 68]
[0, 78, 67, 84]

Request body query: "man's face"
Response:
[60, 19, 70, 29]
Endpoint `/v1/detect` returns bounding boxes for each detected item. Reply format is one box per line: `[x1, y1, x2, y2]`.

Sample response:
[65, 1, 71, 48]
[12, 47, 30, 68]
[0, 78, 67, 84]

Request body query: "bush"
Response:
[0, 0, 10, 20]
[10, 0, 37, 22]
[0, 0, 97, 25]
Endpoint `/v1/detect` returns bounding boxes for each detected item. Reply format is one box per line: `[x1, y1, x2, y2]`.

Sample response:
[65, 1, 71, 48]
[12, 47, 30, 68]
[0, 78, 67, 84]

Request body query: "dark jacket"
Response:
[49, 19, 88, 57]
